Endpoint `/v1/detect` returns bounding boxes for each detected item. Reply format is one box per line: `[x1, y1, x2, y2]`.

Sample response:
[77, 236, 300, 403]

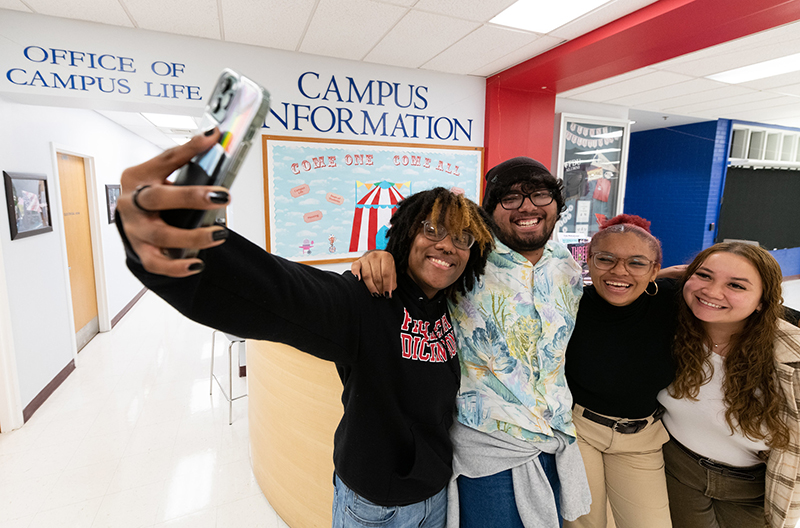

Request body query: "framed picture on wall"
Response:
[105, 184, 120, 224]
[263, 136, 484, 265]
[553, 114, 631, 241]
[3, 171, 53, 240]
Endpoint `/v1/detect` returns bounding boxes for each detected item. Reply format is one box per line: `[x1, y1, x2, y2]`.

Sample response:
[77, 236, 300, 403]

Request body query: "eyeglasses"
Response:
[591, 252, 655, 276]
[420, 220, 475, 250]
[499, 190, 555, 210]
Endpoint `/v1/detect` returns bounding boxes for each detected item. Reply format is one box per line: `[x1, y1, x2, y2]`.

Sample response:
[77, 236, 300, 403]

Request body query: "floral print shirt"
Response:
[449, 239, 583, 442]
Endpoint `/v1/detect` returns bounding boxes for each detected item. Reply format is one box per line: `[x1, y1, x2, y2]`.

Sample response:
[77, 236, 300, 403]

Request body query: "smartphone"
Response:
[161, 69, 270, 259]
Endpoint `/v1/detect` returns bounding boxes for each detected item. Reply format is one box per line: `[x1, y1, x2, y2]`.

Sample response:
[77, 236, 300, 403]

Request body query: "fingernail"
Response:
[202, 126, 216, 136]
[208, 191, 229, 204]
[372, 292, 380, 298]
[384, 292, 390, 298]
[212, 228, 229, 241]
[188, 261, 205, 272]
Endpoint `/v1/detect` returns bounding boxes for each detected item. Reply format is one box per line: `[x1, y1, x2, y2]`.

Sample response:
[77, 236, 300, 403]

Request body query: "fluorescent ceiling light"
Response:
[490, 0, 610, 33]
[142, 113, 198, 129]
[707, 52, 800, 84]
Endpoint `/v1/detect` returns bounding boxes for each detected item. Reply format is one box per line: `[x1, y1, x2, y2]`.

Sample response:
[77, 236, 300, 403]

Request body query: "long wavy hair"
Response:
[670, 242, 789, 450]
[386, 187, 494, 301]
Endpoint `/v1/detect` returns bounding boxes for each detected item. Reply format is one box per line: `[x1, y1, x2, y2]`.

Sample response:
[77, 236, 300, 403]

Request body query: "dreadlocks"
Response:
[385, 187, 494, 301]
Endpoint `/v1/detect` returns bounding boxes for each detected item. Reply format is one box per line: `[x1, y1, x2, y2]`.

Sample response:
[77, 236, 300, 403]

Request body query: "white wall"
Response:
[0, 96, 161, 409]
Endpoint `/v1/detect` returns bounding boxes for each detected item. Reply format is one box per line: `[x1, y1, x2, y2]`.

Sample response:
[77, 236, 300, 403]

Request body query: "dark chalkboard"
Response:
[716, 167, 800, 250]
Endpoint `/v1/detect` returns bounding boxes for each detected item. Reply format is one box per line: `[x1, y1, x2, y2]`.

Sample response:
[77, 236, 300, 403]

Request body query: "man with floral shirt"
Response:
[355, 157, 591, 527]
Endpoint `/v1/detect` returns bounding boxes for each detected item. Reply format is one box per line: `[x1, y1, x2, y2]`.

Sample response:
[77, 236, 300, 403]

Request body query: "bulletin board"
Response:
[553, 114, 630, 241]
[263, 136, 484, 264]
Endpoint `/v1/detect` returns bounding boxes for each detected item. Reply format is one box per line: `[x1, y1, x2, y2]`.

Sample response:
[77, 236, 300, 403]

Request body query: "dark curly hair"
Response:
[481, 157, 565, 217]
[385, 188, 494, 301]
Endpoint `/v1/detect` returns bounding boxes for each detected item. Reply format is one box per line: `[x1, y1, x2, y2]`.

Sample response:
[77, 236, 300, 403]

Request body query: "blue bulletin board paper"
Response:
[263, 136, 483, 264]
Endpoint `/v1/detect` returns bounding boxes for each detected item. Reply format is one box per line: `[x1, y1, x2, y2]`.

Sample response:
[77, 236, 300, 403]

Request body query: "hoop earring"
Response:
[645, 281, 658, 296]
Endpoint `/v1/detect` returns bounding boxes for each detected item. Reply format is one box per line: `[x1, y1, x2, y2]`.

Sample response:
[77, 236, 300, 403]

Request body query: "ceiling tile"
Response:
[413, 0, 517, 22]
[223, 0, 315, 50]
[422, 25, 540, 75]
[635, 85, 752, 112]
[738, 71, 800, 91]
[725, 103, 800, 123]
[661, 90, 782, 114]
[705, 95, 800, 115]
[559, 68, 655, 97]
[375, 0, 417, 6]
[364, 9, 479, 69]
[0, 1, 32, 11]
[124, 0, 219, 39]
[299, 0, 407, 61]
[549, 0, 658, 40]
[605, 78, 722, 107]
[470, 34, 563, 77]
[569, 71, 693, 103]
[657, 41, 800, 78]
[24, 0, 133, 26]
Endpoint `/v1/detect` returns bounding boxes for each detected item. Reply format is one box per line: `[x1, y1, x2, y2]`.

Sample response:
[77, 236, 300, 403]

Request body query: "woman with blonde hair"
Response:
[658, 242, 800, 528]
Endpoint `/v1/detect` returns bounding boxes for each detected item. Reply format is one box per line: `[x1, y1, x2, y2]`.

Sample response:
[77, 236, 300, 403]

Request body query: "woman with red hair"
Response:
[565, 214, 677, 528]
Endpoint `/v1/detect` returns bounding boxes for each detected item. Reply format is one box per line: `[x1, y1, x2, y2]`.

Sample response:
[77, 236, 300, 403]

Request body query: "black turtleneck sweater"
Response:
[565, 279, 678, 419]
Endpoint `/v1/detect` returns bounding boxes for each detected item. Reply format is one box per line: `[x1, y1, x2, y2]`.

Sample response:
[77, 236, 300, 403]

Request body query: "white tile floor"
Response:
[0, 292, 290, 528]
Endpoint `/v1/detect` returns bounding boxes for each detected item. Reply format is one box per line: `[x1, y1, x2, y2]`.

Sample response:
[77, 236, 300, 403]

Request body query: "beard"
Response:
[492, 215, 556, 254]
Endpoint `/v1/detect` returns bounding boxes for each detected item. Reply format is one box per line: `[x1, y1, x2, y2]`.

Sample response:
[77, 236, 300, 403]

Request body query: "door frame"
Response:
[50, 144, 111, 347]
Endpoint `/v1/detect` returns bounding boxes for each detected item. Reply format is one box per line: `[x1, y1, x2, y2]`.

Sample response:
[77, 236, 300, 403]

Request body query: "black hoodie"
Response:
[122, 227, 460, 506]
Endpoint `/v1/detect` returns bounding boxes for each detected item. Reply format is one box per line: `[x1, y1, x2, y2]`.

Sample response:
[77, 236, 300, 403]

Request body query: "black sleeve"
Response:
[117, 215, 363, 364]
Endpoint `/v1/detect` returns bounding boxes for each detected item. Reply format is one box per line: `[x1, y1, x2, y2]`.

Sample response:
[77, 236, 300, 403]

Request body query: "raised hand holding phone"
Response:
[160, 69, 270, 258]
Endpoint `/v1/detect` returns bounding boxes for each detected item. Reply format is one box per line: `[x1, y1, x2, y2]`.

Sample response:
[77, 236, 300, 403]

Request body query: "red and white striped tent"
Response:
[349, 181, 409, 252]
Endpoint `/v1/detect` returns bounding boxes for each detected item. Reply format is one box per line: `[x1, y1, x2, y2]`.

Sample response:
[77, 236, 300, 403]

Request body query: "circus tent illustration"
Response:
[349, 181, 409, 252]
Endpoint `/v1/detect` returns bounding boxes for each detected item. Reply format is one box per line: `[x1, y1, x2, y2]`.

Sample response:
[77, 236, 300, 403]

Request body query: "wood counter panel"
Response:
[247, 340, 343, 528]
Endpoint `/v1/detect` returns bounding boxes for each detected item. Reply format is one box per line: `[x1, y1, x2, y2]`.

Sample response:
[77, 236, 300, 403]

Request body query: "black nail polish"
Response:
[188, 262, 205, 272]
[203, 126, 216, 136]
[208, 191, 229, 204]
[372, 292, 380, 298]
[212, 228, 229, 241]
[384, 292, 390, 298]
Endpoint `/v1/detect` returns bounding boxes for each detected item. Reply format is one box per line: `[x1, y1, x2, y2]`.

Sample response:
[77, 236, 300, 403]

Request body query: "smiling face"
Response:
[589, 232, 660, 307]
[491, 183, 558, 262]
[683, 252, 763, 333]
[405, 218, 471, 299]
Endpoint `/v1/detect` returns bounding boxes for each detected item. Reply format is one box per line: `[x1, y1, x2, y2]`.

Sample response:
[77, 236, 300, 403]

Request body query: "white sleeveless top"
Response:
[658, 351, 768, 467]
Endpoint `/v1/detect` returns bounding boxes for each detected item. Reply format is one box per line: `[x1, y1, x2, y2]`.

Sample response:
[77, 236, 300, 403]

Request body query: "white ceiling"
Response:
[4, 0, 800, 147]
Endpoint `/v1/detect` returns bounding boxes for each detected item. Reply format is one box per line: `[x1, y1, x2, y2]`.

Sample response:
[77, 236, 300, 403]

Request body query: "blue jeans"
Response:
[457, 453, 563, 528]
[332, 473, 446, 528]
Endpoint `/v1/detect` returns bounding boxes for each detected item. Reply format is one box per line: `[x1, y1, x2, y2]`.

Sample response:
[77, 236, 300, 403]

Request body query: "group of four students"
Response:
[115, 129, 800, 528]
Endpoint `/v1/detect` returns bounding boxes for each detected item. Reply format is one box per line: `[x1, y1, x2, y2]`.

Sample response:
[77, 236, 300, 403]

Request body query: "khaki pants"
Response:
[564, 404, 672, 528]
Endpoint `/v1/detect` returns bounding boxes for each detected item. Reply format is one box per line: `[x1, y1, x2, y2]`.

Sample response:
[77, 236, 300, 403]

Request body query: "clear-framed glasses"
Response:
[591, 252, 655, 276]
[420, 220, 475, 250]
[499, 190, 555, 210]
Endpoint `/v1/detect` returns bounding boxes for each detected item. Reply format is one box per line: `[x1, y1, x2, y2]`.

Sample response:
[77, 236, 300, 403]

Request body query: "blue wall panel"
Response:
[625, 122, 719, 266]
[772, 247, 800, 278]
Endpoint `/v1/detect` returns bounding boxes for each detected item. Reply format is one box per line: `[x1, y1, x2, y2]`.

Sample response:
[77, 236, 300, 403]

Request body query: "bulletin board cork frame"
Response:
[262, 135, 484, 266]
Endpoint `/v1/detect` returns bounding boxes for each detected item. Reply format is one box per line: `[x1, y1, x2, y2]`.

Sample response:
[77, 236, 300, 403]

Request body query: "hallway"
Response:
[0, 291, 288, 528]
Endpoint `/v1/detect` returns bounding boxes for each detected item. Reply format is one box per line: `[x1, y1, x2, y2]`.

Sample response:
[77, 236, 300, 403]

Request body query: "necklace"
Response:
[712, 341, 728, 348]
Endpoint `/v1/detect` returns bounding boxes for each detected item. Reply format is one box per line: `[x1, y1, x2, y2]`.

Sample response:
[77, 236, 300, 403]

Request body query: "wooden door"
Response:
[57, 153, 98, 350]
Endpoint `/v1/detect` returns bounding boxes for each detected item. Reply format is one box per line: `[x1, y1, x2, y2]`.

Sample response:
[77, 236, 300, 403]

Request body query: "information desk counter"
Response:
[247, 340, 343, 528]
